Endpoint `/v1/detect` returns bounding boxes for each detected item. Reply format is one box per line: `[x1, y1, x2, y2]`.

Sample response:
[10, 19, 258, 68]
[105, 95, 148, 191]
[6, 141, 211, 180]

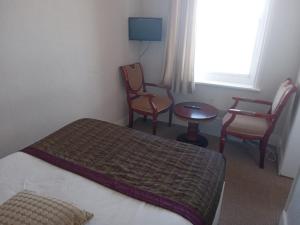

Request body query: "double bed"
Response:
[0, 118, 225, 225]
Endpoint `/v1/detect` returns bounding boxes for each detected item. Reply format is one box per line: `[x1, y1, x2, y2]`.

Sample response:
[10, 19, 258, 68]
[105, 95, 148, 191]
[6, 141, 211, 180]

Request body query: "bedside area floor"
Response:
[133, 118, 292, 225]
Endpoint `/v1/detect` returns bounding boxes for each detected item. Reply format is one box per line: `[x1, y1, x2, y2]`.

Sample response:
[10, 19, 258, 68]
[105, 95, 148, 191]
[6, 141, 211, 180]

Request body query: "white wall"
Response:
[140, 0, 300, 145]
[139, 0, 169, 84]
[279, 66, 300, 178]
[0, 0, 141, 158]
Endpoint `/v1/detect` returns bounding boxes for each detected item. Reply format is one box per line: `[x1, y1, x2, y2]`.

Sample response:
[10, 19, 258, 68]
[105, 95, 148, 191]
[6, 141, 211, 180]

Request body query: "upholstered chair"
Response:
[120, 63, 174, 135]
[220, 79, 297, 168]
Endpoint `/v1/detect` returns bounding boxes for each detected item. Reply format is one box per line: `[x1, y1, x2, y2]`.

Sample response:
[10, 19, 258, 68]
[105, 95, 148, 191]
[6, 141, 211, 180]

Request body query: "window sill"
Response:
[195, 80, 260, 92]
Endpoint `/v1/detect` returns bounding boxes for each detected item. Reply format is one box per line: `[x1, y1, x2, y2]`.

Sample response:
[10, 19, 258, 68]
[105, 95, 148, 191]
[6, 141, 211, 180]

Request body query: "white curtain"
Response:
[162, 0, 198, 94]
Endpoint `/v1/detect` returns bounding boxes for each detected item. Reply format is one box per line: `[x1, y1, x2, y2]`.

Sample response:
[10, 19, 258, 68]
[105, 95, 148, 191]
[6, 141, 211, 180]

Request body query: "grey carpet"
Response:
[133, 118, 292, 225]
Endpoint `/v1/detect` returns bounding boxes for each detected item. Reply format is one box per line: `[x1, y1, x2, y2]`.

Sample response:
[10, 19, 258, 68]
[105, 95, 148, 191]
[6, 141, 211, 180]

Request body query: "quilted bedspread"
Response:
[23, 118, 225, 225]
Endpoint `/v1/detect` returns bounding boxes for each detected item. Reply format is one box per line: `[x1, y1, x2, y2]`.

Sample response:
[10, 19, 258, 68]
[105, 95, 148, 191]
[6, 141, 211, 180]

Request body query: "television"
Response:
[129, 17, 162, 41]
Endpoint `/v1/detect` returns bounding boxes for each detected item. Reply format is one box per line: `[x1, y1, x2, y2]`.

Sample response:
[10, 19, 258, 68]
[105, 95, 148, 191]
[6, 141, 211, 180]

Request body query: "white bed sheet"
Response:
[0, 152, 223, 225]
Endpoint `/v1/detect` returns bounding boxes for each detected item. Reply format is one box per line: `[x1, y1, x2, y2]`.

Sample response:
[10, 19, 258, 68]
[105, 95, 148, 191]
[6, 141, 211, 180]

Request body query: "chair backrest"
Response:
[271, 79, 297, 120]
[120, 63, 145, 94]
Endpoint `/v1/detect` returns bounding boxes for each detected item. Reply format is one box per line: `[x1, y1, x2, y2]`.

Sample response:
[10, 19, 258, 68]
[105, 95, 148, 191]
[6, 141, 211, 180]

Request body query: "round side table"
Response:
[174, 102, 218, 147]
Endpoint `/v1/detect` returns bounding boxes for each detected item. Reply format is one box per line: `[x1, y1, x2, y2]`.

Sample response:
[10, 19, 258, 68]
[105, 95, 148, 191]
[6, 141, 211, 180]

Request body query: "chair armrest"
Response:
[232, 97, 272, 105]
[144, 83, 174, 104]
[136, 91, 155, 98]
[144, 83, 171, 90]
[228, 109, 272, 119]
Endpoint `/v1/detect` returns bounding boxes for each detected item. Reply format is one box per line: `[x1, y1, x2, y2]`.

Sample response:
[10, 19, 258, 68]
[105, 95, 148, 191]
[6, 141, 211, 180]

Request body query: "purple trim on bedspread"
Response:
[22, 147, 205, 225]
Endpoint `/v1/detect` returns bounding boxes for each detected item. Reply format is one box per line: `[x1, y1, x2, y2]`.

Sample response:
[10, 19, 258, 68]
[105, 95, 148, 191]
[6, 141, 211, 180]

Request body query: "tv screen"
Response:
[129, 17, 162, 41]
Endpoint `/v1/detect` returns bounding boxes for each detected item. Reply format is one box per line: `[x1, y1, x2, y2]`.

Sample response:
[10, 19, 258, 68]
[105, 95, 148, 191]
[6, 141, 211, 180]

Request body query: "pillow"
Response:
[0, 191, 93, 225]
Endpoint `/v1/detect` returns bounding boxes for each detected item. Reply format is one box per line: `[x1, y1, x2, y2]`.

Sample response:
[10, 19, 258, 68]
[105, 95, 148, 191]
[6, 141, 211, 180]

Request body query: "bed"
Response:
[0, 118, 225, 225]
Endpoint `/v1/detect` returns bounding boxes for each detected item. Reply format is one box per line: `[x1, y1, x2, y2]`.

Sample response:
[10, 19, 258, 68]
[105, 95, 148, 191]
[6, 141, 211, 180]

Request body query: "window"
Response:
[194, 0, 271, 89]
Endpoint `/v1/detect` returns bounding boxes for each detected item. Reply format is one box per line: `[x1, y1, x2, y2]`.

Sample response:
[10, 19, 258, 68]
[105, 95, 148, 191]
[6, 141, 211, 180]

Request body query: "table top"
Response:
[174, 102, 218, 121]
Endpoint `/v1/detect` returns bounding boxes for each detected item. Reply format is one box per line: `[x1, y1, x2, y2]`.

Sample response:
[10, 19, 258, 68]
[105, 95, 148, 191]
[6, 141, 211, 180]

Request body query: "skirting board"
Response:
[279, 210, 288, 225]
[115, 116, 128, 126]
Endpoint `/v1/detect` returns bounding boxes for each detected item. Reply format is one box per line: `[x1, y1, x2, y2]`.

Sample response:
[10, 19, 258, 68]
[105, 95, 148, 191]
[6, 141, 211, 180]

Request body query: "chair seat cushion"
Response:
[223, 113, 270, 137]
[131, 95, 172, 113]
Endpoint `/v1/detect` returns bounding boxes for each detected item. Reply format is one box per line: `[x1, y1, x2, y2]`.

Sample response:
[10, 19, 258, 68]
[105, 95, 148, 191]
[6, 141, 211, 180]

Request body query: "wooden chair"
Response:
[220, 79, 298, 168]
[120, 63, 174, 135]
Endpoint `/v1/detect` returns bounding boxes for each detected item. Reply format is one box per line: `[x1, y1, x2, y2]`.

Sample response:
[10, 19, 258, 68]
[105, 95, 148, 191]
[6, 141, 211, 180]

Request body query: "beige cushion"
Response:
[123, 63, 143, 92]
[131, 95, 172, 113]
[0, 191, 93, 225]
[272, 80, 293, 113]
[223, 113, 269, 137]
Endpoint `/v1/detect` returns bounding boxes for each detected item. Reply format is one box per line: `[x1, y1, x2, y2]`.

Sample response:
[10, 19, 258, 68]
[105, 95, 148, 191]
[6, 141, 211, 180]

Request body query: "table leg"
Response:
[176, 122, 208, 147]
[187, 122, 199, 141]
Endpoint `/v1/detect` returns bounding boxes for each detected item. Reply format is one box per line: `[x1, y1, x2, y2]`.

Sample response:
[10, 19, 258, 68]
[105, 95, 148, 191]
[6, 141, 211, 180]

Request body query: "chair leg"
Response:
[168, 106, 173, 127]
[219, 130, 226, 153]
[152, 115, 157, 135]
[259, 139, 268, 169]
[128, 110, 133, 128]
[143, 115, 147, 122]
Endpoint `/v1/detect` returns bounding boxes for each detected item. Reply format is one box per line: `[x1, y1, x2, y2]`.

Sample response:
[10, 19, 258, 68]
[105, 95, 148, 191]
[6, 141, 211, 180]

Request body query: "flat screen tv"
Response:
[129, 17, 162, 41]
